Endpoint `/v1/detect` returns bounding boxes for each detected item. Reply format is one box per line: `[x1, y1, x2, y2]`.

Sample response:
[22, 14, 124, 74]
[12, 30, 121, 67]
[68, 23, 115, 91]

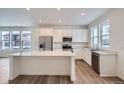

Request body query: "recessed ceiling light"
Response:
[59, 19, 62, 23]
[81, 12, 85, 16]
[26, 8, 30, 11]
[39, 20, 42, 23]
[57, 8, 60, 11]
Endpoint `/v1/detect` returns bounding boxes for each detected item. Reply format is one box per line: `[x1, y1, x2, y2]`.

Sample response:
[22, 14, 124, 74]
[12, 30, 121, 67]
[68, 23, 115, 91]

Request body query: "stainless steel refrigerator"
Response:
[39, 36, 53, 51]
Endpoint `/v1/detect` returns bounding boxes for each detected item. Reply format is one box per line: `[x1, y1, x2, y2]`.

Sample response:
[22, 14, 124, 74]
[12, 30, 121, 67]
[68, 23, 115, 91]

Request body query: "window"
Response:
[91, 26, 99, 48]
[21, 31, 31, 51]
[0, 30, 31, 51]
[100, 21, 109, 47]
[91, 20, 109, 48]
[1, 31, 10, 50]
[11, 31, 21, 51]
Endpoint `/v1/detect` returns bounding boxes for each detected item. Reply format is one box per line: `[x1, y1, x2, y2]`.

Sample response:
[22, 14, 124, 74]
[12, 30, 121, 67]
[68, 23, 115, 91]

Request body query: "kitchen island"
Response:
[9, 51, 75, 82]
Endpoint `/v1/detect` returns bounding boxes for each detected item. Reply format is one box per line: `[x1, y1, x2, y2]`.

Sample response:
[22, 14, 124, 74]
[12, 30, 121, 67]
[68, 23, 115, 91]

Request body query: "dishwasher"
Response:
[92, 52, 100, 74]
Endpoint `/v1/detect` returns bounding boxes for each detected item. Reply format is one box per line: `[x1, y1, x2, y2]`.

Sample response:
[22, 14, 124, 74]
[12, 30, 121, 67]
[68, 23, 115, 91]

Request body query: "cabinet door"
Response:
[85, 50, 91, 66]
[72, 29, 76, 42]
[73, 49, 79, 59]
[77, 29, 83, 42]
[82, 29, 88, 42]
[39, 28, 53, 36]
[73, 45, 83, 59]
[53, 29, 63, 42]
[72, 29, 83, 42]
[72, 29, 88, 42]
[82, 49, 86, 60]
[62, 29, 72, 37]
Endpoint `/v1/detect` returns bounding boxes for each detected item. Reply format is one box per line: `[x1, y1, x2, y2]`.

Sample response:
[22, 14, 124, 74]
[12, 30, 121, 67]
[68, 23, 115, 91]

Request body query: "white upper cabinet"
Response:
[62, 29, 72, 37]
[72, 29, 88, 42]
[39, 28, 88, 42]
[53, 29, 63, 42]
[53, 29, 72, 42]
[73, 29, 83, 42]
[39, 28, 53, 36]
[82, 29, 88, 42]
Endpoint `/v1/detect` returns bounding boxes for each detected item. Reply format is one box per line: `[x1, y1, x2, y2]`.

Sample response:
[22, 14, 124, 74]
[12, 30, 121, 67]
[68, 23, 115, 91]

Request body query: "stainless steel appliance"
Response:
[63, 37, 72, 42]
[92, 52, 100, 74]
[62, 37, 73, 52]
[39, 36, 53, 51]
[62, 44, 73, 52]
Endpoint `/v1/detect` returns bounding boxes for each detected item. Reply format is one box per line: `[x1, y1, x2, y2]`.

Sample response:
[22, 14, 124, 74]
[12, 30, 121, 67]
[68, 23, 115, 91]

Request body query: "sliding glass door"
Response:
[11, 31, 21, 51]
[0, 30, 31, 52]
[1, 31, 10, 50]
[21, 31, 31, 51]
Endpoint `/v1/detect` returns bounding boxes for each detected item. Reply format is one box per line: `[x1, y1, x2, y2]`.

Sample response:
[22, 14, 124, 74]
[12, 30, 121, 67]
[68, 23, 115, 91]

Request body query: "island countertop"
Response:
[9, 50, 76, 81]
[9, 51, 75, 57]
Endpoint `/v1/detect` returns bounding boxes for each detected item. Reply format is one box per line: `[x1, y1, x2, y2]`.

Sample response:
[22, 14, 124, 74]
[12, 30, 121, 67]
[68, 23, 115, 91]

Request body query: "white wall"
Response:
[89, 9, 124, 80]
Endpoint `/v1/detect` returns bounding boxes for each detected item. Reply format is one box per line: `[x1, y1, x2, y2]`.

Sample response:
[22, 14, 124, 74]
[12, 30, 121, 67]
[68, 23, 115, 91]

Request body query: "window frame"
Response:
[21, 31, 31, 51]
[11, 31, 21, 51]
[100, 20, 110, 48]
[91, 25, 99, 48]
[91, 19, 110, 49]
[1, 31, 10, 50]
[0, 30, 32, 52]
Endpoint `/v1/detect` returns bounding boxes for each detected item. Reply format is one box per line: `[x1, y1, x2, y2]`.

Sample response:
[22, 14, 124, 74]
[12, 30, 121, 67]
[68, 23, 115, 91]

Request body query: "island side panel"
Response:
[9, 56, 20, 80]
[71, 56, 75, 81]
[19, 56, 71, 75]
[100, 55, 117, 76]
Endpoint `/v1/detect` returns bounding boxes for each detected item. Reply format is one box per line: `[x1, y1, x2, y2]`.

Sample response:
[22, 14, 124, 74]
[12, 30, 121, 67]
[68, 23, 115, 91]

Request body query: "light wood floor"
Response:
[75, 60, 124, 84]
[0, 58, 124, 84]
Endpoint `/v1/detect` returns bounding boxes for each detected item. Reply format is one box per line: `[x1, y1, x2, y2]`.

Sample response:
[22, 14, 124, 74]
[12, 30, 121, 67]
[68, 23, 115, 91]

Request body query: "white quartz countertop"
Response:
[92, 51, 117, 55]
[83, 48, 117, 55]
[9, 51, 75, 57]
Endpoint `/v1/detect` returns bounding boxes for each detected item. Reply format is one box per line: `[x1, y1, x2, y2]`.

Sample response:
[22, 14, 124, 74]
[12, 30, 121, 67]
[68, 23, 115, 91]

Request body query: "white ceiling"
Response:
[0, 8, 111, 26]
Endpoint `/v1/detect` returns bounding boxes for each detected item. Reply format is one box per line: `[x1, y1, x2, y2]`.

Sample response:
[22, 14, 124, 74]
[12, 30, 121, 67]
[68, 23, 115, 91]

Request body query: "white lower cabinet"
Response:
[92, 51, 117, 76]
[72, 44, 85, 59]
[73, 48, 83, 59]
[99, 54, 117, 76]
[82, 48, 91, 66]
[85, 50, 91, 66]
[117, 50, 124, 80]
[73, 48, 91, 66]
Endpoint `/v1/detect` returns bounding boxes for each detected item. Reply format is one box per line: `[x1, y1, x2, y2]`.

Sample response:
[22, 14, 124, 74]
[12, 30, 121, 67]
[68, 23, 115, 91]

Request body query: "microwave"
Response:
[63, 37, 72, 42]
